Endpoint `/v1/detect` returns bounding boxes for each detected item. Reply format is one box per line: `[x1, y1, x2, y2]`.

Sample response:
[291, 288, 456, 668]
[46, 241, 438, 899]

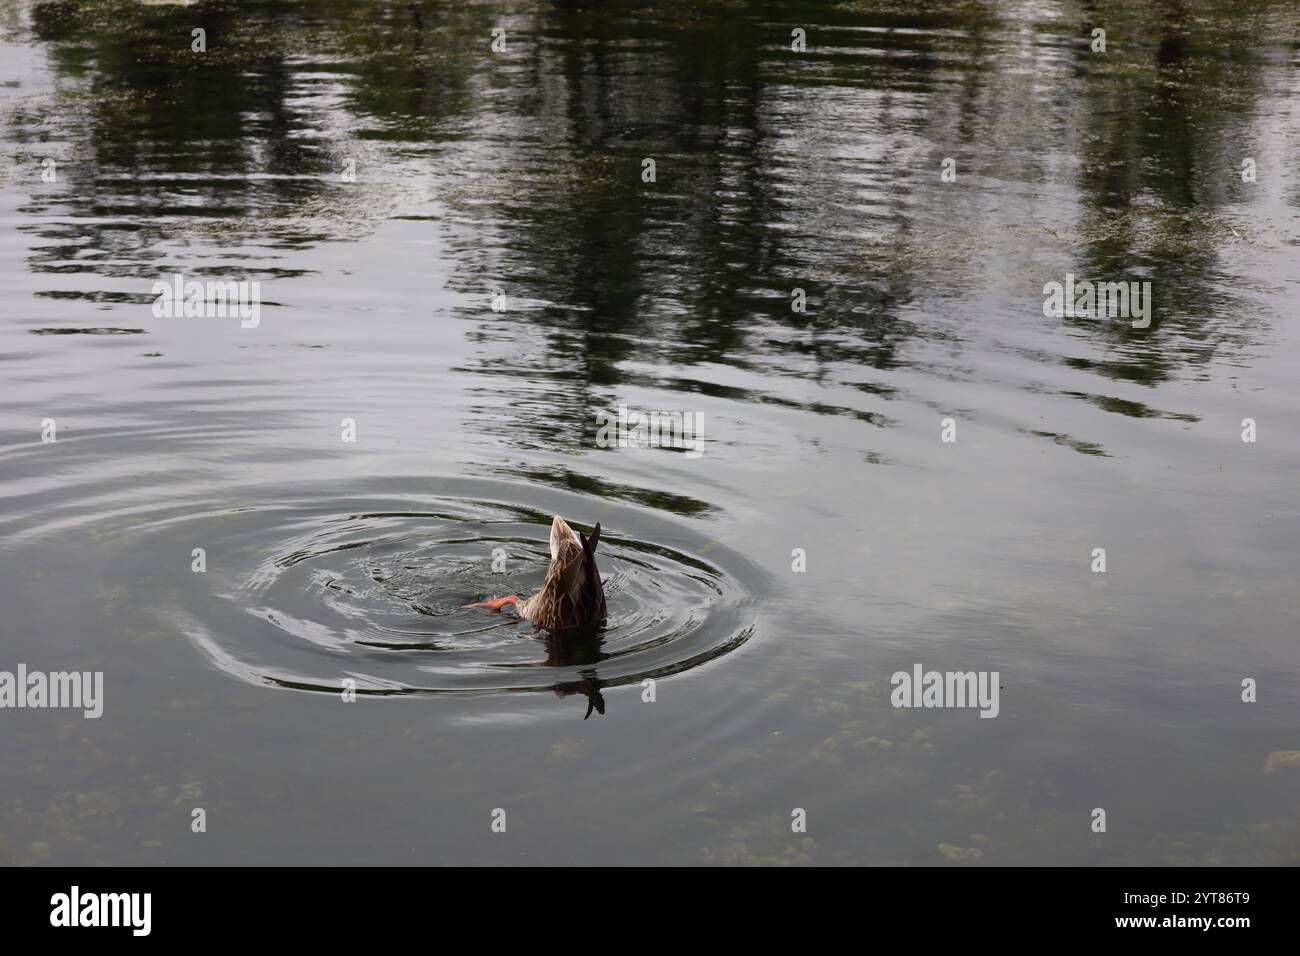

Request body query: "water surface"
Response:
[1, 0, 1298, 865]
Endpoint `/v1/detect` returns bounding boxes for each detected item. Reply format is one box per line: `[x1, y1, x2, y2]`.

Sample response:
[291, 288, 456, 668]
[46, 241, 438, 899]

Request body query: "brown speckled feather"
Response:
[518, 516, 607, 631]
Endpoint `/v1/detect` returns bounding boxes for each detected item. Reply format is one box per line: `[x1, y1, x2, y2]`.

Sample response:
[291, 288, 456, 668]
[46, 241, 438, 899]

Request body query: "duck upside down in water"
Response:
[463, 515, 607, 631]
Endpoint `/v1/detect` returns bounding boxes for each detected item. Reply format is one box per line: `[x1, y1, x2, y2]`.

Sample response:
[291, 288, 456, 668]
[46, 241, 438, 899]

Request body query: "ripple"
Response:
[28, 326, 146, 335]
[160, 486, 758, 713]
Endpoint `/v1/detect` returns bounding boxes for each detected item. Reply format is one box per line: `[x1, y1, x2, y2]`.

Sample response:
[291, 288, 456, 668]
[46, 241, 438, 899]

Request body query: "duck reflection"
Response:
[542, 626, 607, 719]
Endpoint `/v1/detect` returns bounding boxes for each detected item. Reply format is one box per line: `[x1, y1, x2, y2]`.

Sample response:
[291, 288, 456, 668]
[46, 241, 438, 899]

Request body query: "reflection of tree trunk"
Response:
[1067, 0, 1276, 381]
[18, 0, 1292, 397]
[22, 0, 341, 275]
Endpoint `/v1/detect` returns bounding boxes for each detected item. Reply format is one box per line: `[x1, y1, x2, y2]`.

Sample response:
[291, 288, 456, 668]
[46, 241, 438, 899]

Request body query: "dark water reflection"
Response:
[1, 0, 1298, 864]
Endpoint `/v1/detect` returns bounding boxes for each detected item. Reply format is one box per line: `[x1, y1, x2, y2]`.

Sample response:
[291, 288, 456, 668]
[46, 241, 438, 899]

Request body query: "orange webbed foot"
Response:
[462, 595, 520, 611]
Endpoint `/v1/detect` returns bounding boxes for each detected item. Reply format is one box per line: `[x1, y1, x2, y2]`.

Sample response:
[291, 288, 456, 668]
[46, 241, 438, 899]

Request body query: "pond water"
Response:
[0, 0, 1298, 864]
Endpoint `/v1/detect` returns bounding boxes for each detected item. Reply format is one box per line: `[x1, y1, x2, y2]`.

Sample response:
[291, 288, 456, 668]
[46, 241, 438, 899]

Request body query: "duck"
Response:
[463, 515, 607, 631]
